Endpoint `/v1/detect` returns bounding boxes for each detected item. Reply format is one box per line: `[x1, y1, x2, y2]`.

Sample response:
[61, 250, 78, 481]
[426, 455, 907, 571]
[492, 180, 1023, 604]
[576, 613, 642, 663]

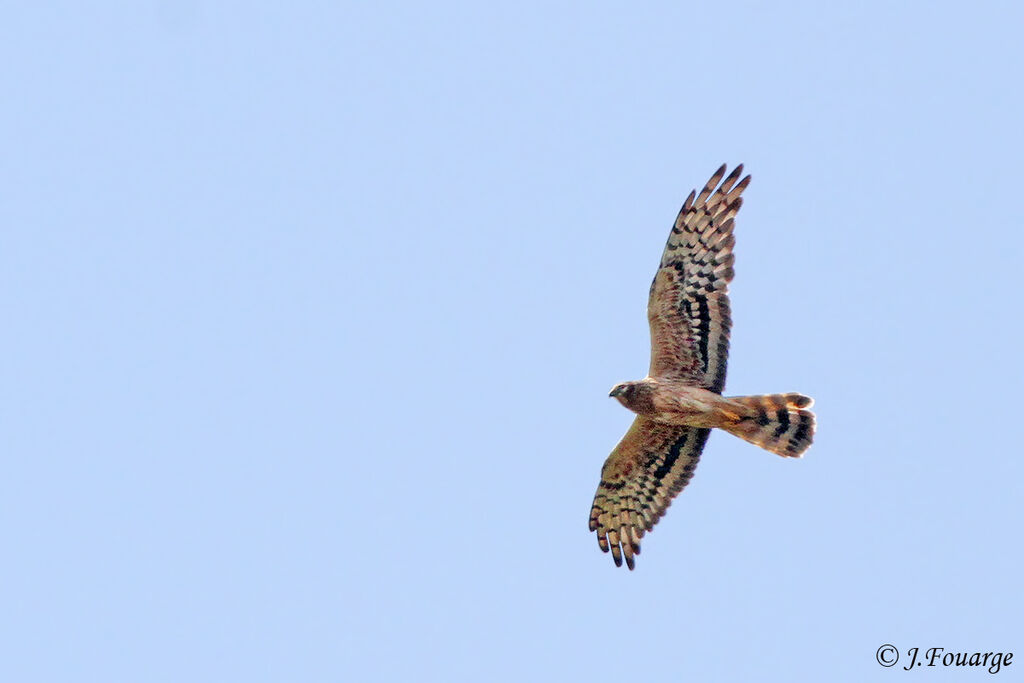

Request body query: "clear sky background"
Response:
[3, 2, 1022, 682]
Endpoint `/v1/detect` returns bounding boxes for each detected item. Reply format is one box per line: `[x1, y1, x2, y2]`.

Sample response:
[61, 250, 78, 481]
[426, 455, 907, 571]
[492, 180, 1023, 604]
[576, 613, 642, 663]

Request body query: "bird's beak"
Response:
[609, 387, 623, 398]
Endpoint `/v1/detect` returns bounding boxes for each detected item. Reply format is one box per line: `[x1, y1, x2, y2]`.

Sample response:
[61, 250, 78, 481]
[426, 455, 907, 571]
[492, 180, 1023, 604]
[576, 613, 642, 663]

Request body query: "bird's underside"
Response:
[589, 164, 817, 570]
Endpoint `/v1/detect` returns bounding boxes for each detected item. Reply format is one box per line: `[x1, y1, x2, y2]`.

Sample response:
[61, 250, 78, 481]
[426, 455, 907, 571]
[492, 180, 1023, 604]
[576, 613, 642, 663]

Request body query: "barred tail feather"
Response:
[722, 393, 815, 457]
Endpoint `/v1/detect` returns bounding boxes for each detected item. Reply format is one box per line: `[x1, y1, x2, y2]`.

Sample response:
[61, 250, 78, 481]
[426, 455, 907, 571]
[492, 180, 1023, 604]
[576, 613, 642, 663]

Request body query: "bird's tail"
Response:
[720, 393, 816, 457]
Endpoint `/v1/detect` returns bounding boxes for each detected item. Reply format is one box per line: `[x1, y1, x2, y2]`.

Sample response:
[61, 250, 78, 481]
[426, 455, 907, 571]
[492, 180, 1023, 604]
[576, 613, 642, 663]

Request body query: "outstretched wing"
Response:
[588, 418, 711, 570]
[648, 164, 750, 392]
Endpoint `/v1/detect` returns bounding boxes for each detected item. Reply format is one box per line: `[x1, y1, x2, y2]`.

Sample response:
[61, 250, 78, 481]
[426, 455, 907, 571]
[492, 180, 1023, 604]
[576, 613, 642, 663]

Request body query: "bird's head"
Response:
[609, 382, 640, 409]
[609, 380, 656, 414]
[609, 383, 631, 399]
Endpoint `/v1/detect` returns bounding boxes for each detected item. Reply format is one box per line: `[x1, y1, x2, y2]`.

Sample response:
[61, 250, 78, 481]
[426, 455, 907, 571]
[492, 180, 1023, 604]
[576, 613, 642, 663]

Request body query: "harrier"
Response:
[589, 164, 816, 570]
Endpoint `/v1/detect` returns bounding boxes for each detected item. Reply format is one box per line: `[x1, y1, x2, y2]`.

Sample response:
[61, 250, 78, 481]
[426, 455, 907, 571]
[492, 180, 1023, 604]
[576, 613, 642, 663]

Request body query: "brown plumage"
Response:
[589, 164, 816, 570]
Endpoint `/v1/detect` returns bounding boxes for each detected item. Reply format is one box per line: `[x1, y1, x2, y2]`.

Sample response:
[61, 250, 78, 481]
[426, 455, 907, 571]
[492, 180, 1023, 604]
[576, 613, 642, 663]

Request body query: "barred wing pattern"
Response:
[648, 164, 749, 392]
[588, 418, 710, 570]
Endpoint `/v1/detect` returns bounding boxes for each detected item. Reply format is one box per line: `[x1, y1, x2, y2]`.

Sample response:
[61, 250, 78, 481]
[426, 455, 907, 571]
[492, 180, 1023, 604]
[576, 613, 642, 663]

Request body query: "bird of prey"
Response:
[588, 164, 816, 570]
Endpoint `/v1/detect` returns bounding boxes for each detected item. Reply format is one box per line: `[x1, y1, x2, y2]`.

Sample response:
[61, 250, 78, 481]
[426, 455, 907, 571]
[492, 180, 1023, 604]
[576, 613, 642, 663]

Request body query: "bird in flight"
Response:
[588, 164, 816, 570]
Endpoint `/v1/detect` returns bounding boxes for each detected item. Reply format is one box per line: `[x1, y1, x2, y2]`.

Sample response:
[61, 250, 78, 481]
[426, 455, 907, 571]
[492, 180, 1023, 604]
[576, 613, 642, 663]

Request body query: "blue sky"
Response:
[3, 2, 1022, 681]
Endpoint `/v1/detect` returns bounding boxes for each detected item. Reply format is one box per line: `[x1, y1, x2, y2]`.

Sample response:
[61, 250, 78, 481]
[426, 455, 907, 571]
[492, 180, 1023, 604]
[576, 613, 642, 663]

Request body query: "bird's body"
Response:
[589, 164, 817, 570]
[611, 378, 733, 428]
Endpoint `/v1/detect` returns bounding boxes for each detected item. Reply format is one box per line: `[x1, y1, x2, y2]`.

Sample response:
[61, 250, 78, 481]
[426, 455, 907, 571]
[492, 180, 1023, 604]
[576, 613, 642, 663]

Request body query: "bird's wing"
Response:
[588, 417, 711, 570]
[647, 164, 749, 392]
